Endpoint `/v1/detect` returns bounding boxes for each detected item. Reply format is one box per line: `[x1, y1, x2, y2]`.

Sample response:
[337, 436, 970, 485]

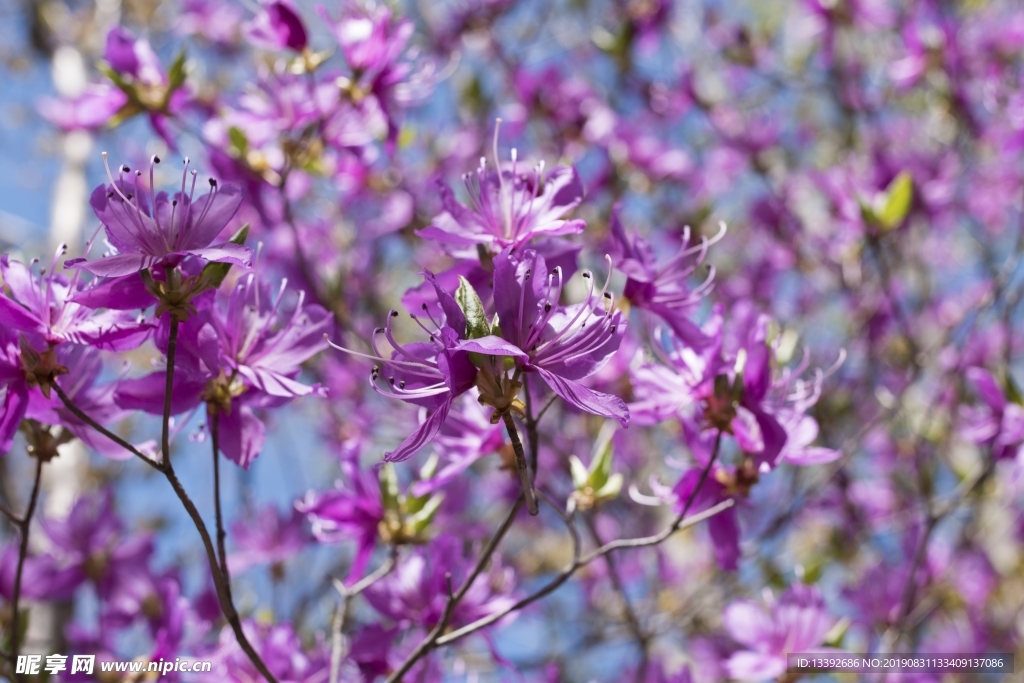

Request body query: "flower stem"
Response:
[161, 317, 179, 465]
[502, 413, 538, 516]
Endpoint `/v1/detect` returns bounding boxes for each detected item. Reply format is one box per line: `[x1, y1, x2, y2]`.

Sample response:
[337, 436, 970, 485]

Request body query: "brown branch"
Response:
[436, 499, 733, 648]
[330, 549, 398, 683]
[435, 431, 725, 648]
[503, 414, 538, 516]
[581, 512, 650, 682]
[9, 456, 44, 682]
[161, 317, 179, 465]
[52, 384, 161, 469]
[385, 494, 525, 682]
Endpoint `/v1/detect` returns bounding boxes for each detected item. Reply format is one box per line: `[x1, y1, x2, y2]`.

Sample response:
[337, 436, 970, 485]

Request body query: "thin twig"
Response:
[210, 413, 232, 594]
[436, 499, 733, 647]
[329, 549, 398, 683]
[435, 431, 725, 647]
[582, 512, 650, 681]
[52, 384, 161, 469]
[10, 457, 44, 681]
[385, 495, 524, 682]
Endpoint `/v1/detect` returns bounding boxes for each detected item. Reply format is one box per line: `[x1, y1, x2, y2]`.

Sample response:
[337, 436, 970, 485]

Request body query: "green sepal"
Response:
[594, 473, 623, 501]
[569, 455, 589, 490]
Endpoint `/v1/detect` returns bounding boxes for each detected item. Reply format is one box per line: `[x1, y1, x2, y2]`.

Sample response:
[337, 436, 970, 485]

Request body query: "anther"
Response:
[209, 178, 217, 187]
[544, 303, 552, 312]
[121, 165, 130, 173]
[390, 310, 399, 318]
[582, 272, 591, 279]
[610, 325, 617, 333]
[153, 156, 161, 163]
[421, 303, 428, 310]
[399, 380, 406, 389]
[603, 292, 612, 299]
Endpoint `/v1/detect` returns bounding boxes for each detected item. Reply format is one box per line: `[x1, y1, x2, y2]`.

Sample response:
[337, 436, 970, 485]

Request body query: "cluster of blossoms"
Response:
[0, 0, 1021, 680]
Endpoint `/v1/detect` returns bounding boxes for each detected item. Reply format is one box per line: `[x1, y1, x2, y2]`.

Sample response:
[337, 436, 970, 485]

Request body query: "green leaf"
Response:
[407, 493, 444, 535]
[379, 463, 401, 513]
[98, 61, 134, 94]
[876, 171, 913, 230]
[106, 101, 143, 128]
[167, 49, 188, 93]
[823, 616, 850, 648]
[197, 224, 250, 289]
[228, 126, 249, 155]
[455, 276, 490, 339]
[587, 421, 617, 491]
[1004, 373, 1024, 406]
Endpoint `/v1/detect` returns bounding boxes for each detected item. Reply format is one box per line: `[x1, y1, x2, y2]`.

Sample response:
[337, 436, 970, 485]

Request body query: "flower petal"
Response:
[384, 397, 453, 462]
[534, 367, 628, 426]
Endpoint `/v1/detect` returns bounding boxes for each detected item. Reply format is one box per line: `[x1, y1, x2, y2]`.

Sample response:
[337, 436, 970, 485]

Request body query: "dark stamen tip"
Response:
[121, 165, 130, 173]
[153, 156, 161, 163]
[421, 303, 428, 310]
[390, 310, 399, 317]
[209, 178, 217, 187]
[603, 292, 612, 299]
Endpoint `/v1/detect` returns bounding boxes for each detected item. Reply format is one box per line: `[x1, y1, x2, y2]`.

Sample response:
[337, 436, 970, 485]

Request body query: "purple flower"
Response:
[298, 458, 384, 580]
[610, 208, 722, 349]
[673, 462, 741, 570]
[492, 248, 629, 426]
[329, 272, 525, 462]
[197, 620, 328, 683]
[66, 156, 249, 279]
[227, 505, 310, 575]
[365, 534, 517, 629]
[0, 251, 152, 349]
[959, 367, 1024, 461]
[38, 84, 128, 132]
[0, 329, 34, 453]
[34, 345, 150, 460]
[409, 388, 505, 496]
[722, 585, 836, 681]
[417, 141, 586, 255]
[115, 273, 329, 467]
[244, 1, 308, 52]
[319, 3, 435, 144]
[0, 544, 81, 601]
[101, 27, 191, 146]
